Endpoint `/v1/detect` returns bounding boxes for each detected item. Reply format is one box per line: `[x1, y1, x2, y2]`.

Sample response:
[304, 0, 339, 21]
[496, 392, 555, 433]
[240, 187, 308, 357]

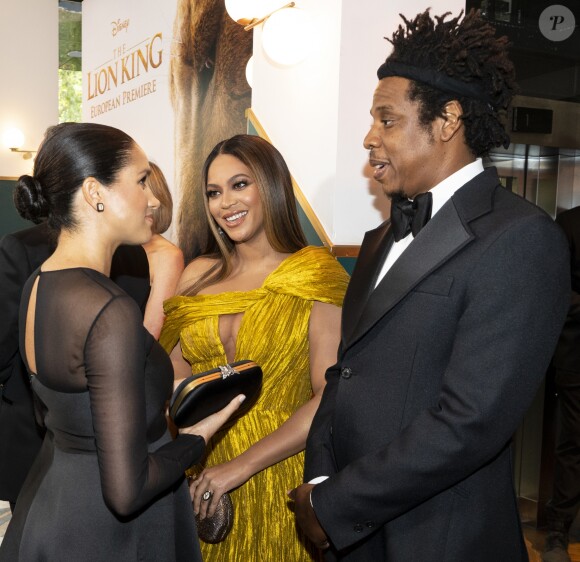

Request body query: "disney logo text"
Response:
[111, 18, 130, 36]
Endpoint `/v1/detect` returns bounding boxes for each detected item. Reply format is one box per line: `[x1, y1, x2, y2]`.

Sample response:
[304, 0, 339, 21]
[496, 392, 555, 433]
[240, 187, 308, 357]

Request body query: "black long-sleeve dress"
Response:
[0, 267, 203, 561]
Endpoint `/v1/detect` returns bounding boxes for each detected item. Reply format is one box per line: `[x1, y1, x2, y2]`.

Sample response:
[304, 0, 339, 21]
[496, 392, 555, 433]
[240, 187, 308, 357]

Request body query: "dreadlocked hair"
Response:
[386, 9, 518, 156]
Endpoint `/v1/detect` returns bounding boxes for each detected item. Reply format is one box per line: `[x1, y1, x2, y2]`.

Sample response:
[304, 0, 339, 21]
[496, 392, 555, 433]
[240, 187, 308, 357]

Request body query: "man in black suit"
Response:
[290, 10, 570, 561]
[0, 222, 150, 511]
[0, 223, 51, 511]
[543, 206, 580, 562]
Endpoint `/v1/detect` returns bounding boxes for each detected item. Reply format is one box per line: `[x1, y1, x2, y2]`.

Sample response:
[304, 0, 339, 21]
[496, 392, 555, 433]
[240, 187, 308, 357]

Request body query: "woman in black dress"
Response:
[0, 122, 243, 561]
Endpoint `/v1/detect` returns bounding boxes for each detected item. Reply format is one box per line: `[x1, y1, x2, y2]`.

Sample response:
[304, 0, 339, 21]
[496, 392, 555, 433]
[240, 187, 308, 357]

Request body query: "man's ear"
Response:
[81, 177, 103, 211]
[440, 100, 464, 142]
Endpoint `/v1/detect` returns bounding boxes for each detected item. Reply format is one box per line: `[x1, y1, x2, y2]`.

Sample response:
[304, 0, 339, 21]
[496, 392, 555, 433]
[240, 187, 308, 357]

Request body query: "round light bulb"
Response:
[225, 0, 263, 23]
[226, 2, 304, 26]
[258, 0, 290, 18]
[3, 127, 25, 149]
[261, 7, 313, 66]
[245, 55, 254, 88]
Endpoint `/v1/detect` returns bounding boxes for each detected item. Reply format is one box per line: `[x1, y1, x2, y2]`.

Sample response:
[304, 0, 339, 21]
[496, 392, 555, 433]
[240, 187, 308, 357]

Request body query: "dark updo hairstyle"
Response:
[14, 122, 136, 232]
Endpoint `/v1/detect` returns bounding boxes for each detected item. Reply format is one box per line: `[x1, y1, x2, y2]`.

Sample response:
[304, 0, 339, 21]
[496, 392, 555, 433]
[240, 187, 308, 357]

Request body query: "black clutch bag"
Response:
[169, 360, 262, 428]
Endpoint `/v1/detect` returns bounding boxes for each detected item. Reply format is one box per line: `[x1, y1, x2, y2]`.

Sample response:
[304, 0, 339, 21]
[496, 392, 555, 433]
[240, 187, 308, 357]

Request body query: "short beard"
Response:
[385, 187, 409, 200]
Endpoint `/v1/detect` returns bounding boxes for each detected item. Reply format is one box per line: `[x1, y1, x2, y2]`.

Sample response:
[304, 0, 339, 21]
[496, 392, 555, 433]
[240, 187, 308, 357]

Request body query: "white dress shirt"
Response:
[374, 159, 484, 288]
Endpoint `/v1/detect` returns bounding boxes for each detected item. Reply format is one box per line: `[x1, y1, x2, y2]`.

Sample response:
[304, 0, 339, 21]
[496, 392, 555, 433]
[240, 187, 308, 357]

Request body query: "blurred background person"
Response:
[0, 122, 242, 562]
[142, 162, 184, 339]
[543, 205, 580, 562]
[0, 222, 51, 514]
[160, 134, 349, 561]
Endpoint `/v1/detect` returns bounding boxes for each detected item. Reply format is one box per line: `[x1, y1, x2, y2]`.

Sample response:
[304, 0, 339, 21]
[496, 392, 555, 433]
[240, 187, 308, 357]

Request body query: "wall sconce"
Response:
[261, 6, 313, 65]
[3, 127, 36, 160]
[226, 1, 314, 66]
[10, 148, 35, 160]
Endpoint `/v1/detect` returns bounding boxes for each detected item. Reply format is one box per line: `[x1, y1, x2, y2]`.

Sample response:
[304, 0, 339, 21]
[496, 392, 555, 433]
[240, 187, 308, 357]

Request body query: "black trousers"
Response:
[546, 367, 580, 530]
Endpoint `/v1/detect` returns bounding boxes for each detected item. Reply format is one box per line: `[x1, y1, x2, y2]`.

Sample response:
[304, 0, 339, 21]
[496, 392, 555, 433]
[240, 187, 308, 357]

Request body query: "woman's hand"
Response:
[180, 395, 245, 444]
[190, 459, 252, 518]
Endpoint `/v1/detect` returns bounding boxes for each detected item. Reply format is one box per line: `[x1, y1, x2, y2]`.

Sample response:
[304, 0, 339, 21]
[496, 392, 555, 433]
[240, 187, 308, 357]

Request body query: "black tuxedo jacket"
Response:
[0, 224, 52, 502]
[305, 168, 571, 561]
[0, 223, 150, 503]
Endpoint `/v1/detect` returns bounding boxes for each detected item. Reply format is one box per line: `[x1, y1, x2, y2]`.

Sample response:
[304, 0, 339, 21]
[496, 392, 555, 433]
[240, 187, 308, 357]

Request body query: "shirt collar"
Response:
[429, 159, 484, 217]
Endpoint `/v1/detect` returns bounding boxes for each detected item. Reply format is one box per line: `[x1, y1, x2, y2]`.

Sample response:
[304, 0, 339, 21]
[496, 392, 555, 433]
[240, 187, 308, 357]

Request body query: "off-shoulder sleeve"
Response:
[85, 294, 204, 517]
[264, 246, 349, 305]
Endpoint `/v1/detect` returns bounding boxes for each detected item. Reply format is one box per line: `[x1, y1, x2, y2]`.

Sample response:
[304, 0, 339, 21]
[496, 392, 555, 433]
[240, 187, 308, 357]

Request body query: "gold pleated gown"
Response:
[160, 246, 349, 562]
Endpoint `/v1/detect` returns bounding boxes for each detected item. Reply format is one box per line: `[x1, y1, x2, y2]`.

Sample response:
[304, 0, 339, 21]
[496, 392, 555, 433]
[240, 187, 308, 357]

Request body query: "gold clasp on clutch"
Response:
[219, 364, 237, 378]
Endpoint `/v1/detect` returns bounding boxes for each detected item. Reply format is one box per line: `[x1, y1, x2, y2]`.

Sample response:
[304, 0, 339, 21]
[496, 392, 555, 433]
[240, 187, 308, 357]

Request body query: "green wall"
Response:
[0, 180, 35, 238]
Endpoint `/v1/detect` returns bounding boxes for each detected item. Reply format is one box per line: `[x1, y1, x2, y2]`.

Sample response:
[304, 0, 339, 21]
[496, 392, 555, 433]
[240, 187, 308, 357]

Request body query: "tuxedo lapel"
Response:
[341, 222, 393, 344]
[341, 167, 500, 350]
[343, 199, 473, 349]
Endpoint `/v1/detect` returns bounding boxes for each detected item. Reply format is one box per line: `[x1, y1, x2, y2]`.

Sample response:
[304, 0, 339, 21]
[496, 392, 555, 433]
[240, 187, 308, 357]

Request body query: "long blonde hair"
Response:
[147, 162, 173, 234]
[183, 135, 307, 295]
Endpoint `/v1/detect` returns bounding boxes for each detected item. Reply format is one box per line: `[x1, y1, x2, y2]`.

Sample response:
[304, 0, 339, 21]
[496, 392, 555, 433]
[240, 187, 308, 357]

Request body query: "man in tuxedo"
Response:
[0, 221, 150, 510]
[543, 205, 580, 562]
[290, 9, 570, 561]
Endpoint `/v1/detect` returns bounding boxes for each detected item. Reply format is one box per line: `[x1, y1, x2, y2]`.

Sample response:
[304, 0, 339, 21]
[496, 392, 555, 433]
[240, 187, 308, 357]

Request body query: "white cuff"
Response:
[307, 476, 329, 508]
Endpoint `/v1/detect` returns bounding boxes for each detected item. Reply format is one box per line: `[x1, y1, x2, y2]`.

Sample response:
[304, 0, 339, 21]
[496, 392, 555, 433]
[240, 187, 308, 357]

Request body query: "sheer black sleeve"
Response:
[84, 294, 203, 517]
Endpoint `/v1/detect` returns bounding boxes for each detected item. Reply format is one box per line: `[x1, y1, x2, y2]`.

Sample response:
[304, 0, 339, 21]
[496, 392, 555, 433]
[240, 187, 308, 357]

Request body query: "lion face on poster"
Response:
[171, 0, 253, 264]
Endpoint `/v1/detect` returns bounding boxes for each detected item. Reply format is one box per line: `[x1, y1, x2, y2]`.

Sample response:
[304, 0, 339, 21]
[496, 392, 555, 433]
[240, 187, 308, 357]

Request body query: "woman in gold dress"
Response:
[160, 135, 349, 561]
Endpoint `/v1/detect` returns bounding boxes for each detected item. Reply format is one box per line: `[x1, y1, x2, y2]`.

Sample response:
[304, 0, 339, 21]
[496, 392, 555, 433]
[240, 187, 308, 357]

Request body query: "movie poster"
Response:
[83, 0, 252, 254]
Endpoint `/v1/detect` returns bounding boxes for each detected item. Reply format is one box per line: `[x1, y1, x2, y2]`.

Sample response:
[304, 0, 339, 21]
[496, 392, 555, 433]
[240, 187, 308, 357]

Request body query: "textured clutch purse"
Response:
[169, 360, 262, 428]
[196, 492, 234, 543]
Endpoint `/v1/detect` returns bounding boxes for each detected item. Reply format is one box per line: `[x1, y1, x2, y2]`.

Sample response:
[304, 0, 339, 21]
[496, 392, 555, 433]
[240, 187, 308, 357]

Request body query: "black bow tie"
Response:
[390, 192, 433, 242]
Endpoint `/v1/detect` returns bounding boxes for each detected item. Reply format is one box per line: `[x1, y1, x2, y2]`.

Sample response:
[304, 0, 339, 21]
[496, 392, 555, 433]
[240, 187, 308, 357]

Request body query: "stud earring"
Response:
[96, 203, 105, 212]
